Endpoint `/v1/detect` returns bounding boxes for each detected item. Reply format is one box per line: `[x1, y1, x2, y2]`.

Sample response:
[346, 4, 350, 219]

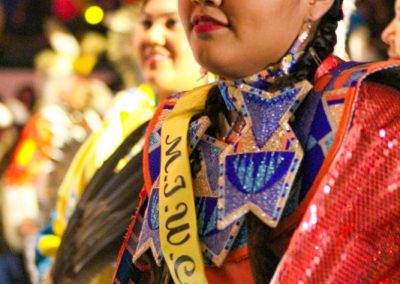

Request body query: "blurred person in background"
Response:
[1, 19, 113, 283]
[347, 0, 395, 61]
[382, 0, 400, 59]
[35, 0, 206, 283]
[15, 85, 38, 116]
[0, 88, 40, 284]
[0, 87, 36, 171]
[105, 5, 145, 90]
[0, 97, 29, 284]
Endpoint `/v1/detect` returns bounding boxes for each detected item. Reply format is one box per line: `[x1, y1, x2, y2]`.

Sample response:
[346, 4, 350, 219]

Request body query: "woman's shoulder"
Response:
[315, 56, 400, 129]
[315, 56, 400, 94]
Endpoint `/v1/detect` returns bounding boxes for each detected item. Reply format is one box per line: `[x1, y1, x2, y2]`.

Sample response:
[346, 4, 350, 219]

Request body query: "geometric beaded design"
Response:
[216, 81, 312, 229]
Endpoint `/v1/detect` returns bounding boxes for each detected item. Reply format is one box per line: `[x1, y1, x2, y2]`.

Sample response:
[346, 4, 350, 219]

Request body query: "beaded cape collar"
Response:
[133, 70, 313, 270]
[215, 75, 313, 229]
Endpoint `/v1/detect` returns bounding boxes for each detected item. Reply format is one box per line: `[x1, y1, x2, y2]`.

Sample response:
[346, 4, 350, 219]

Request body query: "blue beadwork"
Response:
[147, 189, 159, 230]
[243, 87, 300, 148]
[225, 152, 294, 194]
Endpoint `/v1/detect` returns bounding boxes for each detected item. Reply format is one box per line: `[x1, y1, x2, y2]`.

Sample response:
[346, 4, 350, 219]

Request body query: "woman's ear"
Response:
[309, 0, 335, 21]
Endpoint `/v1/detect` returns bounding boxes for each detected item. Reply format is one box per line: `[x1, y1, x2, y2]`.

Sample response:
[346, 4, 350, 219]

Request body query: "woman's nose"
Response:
[382, 19, 396, 45]
[147, 24, 167, 46]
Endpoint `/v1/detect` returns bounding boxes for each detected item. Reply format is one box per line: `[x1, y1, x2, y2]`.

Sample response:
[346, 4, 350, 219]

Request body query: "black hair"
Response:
[292, 0, 344, 82]
[52, 122, 148, 283]
[248, 1, 344, 282]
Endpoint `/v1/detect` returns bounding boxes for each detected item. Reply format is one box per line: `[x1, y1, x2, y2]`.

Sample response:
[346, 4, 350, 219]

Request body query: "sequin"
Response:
[273, 80, 400, 283]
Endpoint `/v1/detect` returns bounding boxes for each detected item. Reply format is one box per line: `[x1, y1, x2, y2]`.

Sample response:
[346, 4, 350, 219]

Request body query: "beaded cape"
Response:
[113, 57, 400, 283]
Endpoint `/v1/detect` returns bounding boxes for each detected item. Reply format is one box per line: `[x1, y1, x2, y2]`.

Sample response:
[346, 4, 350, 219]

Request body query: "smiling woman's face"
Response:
[134, 0, 203, 101]
[178, 0, 309, 80]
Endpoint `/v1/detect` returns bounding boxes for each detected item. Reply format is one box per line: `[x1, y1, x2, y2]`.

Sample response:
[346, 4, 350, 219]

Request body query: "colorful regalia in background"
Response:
[36, 85, 156, 284]
[0, 21, 113, 283]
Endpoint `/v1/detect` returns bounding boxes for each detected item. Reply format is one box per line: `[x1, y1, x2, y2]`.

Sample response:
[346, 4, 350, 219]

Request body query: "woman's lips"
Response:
[191, 15, 228, 33]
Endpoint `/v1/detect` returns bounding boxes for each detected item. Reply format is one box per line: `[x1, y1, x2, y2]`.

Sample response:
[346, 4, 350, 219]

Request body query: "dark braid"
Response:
[247, 1, 344, 283]
[292, 0, 344, 82]
[193, 1, 344, 283]
[190, 85, 227, 176]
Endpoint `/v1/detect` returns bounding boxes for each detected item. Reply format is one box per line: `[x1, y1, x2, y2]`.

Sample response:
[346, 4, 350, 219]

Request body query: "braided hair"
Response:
[192, 1, 344, 283]
[248, 1, 343, 283]
[293, 0, 344, 82]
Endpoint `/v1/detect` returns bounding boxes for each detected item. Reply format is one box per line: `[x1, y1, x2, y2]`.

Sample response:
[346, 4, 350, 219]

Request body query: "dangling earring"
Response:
[281, 19, 313, 75]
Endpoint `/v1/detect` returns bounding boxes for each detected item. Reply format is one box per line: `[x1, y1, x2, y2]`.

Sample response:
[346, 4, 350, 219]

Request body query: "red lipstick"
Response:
[191, 15, 228, 33]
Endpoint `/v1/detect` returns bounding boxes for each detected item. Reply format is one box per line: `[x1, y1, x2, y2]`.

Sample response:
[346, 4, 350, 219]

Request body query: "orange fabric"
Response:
[4, 114, 51, 184]
[205, 257, 254, 284]
[313, 74, 332, 92]
[142, 99, 168, 196]
[332, 69, 353, 90]
[224, 246, 249, 262]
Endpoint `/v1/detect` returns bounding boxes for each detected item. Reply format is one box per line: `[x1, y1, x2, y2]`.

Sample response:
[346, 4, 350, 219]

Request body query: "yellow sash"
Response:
[160, 83, 215, 284]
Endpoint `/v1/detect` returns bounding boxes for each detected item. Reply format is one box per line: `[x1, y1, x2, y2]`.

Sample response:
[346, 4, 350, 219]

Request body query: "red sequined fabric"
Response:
[273, 81, 400, 283]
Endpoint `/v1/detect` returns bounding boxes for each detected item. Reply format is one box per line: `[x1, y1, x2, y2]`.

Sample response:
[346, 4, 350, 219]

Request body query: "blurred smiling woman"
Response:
[136, 0, 204, 100]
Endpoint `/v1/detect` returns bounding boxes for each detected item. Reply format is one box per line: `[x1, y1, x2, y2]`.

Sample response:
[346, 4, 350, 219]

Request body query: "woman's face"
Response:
[134, 0, 203, 100]
[179, 0, 309, 79]
[382, 0, 400, 59]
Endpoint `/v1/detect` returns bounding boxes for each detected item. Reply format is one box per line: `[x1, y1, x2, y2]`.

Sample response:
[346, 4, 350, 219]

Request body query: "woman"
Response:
[115, 0, 400, 283]
[382, 0, 400, 59]
[35, 0, 205, 283]
[2, 75, 113, 252]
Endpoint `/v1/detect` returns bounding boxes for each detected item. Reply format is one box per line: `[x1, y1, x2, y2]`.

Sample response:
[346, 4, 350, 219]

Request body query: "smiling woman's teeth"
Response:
[146, 53, 169, 64]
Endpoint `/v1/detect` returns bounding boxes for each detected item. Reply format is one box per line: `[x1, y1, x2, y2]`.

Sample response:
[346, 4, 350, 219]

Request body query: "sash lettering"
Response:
[164, 135, 182, 173]
[173, 255, 196, 284]
[160, 88, 211, 284]
[166, 203, 190, 245]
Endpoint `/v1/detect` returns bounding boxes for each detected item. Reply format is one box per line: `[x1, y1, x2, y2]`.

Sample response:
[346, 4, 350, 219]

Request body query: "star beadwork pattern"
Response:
[216, 80, 312, 230]
[132, 187, 163, 265]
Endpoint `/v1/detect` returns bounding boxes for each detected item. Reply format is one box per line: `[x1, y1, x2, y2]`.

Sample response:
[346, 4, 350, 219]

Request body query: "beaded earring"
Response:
[280, 19, 313, 75]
